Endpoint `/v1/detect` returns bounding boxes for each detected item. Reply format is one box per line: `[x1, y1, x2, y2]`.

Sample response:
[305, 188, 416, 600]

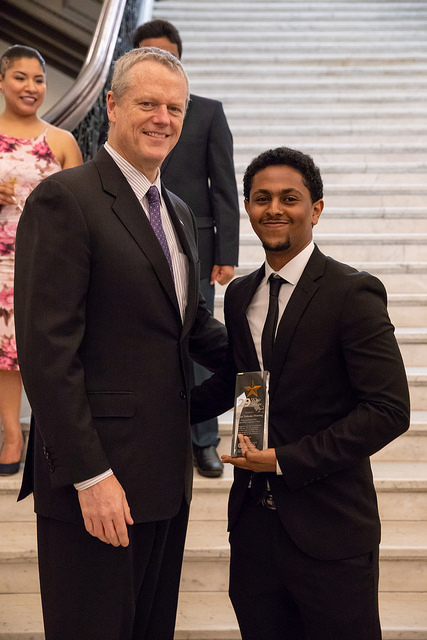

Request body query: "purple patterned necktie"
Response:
[146, 186, 174, 279]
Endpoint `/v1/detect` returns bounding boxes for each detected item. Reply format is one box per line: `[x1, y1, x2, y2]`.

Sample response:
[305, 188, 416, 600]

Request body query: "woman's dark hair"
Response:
[0, 45, 46, 76]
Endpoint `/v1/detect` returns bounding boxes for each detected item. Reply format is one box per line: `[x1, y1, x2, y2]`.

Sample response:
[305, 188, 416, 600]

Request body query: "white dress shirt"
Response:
[246, 242, 315, 371]
[245, 242, 315, 475]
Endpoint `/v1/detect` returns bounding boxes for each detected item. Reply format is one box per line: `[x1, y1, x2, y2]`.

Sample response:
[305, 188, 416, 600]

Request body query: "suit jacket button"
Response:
[180, 391, 187, 400]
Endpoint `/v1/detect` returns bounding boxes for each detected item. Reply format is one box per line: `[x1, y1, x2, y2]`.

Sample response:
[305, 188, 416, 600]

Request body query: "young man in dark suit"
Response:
[191, 147, 410, 639]
[133, 19, 240, 477]
[14, 48, 227, 640]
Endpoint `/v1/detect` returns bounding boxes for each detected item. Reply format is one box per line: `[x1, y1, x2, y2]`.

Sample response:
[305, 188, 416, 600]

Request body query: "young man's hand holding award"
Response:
[231, 371, 270, 457]
[220, 372, 277, 473]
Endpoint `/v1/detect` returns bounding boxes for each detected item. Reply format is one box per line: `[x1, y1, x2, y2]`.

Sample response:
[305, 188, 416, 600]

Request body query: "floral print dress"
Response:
[0, 131, 61, 369]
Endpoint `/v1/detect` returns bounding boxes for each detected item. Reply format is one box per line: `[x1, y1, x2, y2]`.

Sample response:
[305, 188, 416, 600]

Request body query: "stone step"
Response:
[231, 264, 427, 294]
[186, 41, 426, 55]
[3, 519, 425, 594]
[237, 160, 427, 174]
[181, 53, 427, 67]
[215, 92, 427, 107]
[184, 42, 427, 55]
[175, 591, 427, 640]
[239, 231, 427, 258]
[186, 65, 427, 79]
[213, 314, 427, 364]
[383, 333, 427, 368]
[235, 141, 427, 155]
[387, 294, 427, 328]
[0, 521, 38, 595]
[214, 291, 427, 327]
[0, 498, 426, 601]
[162, 2, 426, 10]
[238, 175, 427, 187]
[0, 590, 425, 640]
[238, 247, 427, 270]
[238, 180, 427, 199]
[218, 409, 427, 449]
[227, 123, 427, 140]
[383, 336, 427, 368]
[237, 183, 427, 208]
[183, 10, 427, 25]
[406, 368, 427, 412]
[239, 212, 427, 236]
[171, 0, 427, 6]
[182, 30, 427, 44]
[190, 461, 427, 522]
[157, 0, 427, 9]
[196, 90, 427, 106]
[364, 463, 427, 523]
[216, 414, 427, 462]
[213, 291, 427, 327]
[2, 462, 426, 524]
[181, 519, 427, 593]
[171, 25, 427, 37]
[156, 7, 427, 21]
[227, 102, 427, 117]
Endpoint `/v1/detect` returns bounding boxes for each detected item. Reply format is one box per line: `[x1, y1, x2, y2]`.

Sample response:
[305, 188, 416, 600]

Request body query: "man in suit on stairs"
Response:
[191, 147, 410, 640]
[14, 48, 227, 640]
[133, 19, 240, 478]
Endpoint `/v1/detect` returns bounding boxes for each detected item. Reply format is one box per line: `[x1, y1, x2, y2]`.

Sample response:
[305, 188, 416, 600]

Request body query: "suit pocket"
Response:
[87, 391, 135, 417]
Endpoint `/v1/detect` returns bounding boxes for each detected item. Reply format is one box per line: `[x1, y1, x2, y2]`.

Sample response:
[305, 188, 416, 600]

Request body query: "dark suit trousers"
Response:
[37, 499, 189, 640]
[191, 277, 220, 449]
[229, 495, 381, 640]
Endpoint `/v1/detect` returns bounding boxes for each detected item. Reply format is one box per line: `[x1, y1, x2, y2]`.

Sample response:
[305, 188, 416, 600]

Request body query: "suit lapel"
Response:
[270, 247, 326, 397]
[162, 187, 200, 336]
[229, 266, 265, 371]
[94, 148, 183, 318]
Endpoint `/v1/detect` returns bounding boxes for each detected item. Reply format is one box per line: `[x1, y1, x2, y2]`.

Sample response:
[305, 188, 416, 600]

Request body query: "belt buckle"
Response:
[261, 492, 277, 510]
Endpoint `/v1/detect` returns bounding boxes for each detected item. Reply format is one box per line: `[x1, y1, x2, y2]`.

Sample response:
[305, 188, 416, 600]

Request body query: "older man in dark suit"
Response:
[191, 147, 410, 640]
[133, 19, 240, 477]
[14, 48, 227, 640]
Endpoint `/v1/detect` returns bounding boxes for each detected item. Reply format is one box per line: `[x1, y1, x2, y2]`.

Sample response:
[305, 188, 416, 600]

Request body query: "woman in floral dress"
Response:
[0, 45, 82, 474]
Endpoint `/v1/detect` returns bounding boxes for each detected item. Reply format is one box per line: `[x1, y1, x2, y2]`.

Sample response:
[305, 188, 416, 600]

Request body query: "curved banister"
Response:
[139, 0, 155, 25]
[44, 0, 151, 131]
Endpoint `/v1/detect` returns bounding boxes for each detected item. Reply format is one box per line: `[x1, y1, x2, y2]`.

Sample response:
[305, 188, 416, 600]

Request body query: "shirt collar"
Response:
[104, 142, 162, 201]
[265, 241, 315, 286]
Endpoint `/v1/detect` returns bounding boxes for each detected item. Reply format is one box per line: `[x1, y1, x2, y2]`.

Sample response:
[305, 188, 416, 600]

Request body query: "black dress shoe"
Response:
[193, 445, 224, 478]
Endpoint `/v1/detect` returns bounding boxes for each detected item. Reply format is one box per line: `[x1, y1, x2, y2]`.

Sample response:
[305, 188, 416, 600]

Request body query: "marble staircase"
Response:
[169, 0, 427, 637]
[1, 0, 427, 637]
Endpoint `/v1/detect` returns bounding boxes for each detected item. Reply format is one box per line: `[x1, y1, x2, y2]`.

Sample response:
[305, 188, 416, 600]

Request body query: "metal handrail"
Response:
[43, 0, 128, 130]
[139, 0, 155, 25]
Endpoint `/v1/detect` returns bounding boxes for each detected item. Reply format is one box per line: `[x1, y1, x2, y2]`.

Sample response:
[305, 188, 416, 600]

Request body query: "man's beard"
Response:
[262, 237, 291, 253]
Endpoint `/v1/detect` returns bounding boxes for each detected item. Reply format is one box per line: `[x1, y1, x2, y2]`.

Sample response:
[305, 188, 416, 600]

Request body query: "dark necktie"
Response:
[146, 186, 174, 279]
[261, 274, 286, 372]
[250, 274, 285, 506]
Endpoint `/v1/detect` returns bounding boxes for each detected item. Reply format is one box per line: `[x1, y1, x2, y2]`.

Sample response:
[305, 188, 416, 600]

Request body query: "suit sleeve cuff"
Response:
[74, 468, 114, 491]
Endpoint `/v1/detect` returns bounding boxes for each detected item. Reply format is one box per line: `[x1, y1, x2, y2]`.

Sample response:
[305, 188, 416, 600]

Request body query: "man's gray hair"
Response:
[110, 47, 189, 106]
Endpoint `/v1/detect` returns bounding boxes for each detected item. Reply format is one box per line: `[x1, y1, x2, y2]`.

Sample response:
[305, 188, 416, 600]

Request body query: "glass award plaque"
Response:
[231, 371, 270, 457]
